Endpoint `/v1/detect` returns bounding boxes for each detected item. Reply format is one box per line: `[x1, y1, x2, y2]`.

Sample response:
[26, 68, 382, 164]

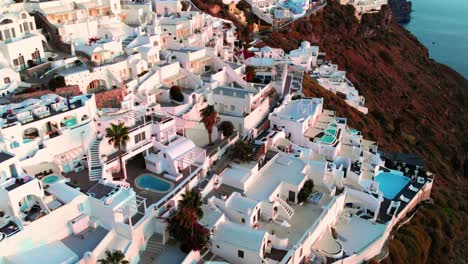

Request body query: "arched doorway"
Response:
[86, 79, 106, 93]
[23, 127, 39, 143]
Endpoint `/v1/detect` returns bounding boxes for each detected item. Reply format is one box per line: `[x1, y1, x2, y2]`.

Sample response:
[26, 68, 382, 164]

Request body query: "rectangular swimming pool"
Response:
[375, 171, 410, 200]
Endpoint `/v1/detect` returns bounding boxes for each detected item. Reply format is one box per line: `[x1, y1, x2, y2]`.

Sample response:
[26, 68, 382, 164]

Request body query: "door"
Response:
[9, 164, 18, 177]
[288, 191, 295, 203]
[18, 55, 25, 69]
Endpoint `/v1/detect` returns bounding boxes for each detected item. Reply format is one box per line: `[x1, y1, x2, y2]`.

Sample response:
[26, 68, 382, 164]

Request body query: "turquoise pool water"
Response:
[43, 175, 59, 184]
[23, 139, 33, 144]
[280, 0, 307, 14]
[375, 171, 410, 200]
[136, 174, 172, 192]
[63, 118, 77, 128]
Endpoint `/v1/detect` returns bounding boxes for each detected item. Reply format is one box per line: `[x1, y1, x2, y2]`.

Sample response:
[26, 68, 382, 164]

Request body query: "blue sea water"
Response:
[403, 0, 468, 78]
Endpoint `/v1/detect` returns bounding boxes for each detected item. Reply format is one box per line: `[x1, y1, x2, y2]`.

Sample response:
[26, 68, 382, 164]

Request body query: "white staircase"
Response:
[275, 197, 294, 219]
[145, 238, 165, 263]
[122, 34, 137, 47]
[88, 138, 103, 181]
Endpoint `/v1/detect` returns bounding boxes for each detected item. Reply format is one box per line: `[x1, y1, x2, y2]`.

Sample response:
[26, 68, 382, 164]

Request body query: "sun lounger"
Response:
[409, 184, 419, 192]
[399, 195, 410, 203]
[417, 176, 425, 184]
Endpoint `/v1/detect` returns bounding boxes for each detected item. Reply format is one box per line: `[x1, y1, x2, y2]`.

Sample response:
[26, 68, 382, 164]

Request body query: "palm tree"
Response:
[200, 105, 218, 145]
[168, 208, 209, 253]
[179, 188, 204, 219]
[168, 188, 208, 252]
[105, 123, 130, 180]
[97, 250, 129, 264]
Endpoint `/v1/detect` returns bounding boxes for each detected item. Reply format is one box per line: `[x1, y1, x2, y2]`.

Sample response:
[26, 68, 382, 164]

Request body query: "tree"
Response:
[219, 121, 235, 137]
[245, 65, 256, 82]
[170, 86, 184, 102]
[48, 75, 66, 90]
[231, 141, 254, 163]
[97, 250, 129, 264]
[298, 179, 314, 204]
[168, 189, 209, 253]
[178, 188, 204, 219]
[200, 105, 218, 145]
[105, 123, 130, 180]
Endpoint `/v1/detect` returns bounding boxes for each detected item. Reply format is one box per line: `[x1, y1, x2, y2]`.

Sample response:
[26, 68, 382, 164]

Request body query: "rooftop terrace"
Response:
[273, 98, 320, 122]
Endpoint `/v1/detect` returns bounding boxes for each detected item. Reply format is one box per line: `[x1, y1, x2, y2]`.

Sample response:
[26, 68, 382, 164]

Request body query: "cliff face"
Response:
[192, 1, 468, 263]
[388, 0, 412, 24]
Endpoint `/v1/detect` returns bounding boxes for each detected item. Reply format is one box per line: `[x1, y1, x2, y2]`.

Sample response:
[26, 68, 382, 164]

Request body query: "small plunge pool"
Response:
[42, 175, 61, 185]
[135, 174, 173, 193]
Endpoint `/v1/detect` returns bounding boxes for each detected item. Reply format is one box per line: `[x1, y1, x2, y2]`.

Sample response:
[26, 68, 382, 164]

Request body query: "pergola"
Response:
[175, 146, 206, 176]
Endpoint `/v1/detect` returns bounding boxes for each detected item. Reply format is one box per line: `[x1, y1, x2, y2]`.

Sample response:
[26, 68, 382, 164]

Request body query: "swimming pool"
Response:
[375, 171, 410, 200]
[279, 0, 308, 14]
[42, 175, 60, 185]
[63, 117, 77, 128]
[320, 135, 335, 144]
[135, 174, 173, 193]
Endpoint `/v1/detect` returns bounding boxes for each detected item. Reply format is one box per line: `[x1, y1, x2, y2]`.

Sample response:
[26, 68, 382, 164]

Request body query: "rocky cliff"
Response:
[193, 1, 468, 263]
[388, 0, 412, 24]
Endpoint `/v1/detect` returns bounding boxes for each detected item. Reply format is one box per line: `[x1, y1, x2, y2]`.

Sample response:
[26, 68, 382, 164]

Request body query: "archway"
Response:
[23, 127, 39, 142]
[86, 79, 106, 93]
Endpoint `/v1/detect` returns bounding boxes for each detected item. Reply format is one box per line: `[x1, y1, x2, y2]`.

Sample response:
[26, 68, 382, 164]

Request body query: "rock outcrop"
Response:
[388, 0, 412, 24]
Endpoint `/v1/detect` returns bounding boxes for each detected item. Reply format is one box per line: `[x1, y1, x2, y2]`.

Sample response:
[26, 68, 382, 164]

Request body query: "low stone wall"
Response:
[11, 85, 81, 103]
[94, 88, 124, 108]
[55, 85, 82, 97]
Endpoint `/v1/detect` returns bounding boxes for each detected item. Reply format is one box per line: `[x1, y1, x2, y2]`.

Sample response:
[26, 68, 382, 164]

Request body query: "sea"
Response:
[403, 0, 468, 79]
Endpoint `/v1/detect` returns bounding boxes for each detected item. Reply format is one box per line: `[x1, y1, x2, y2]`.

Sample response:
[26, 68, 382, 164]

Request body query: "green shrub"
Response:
[298, 179, 314, 203]
[378, 50, 394, 65]
[170, 86, 184, 102]
[219, 121, 235, 137]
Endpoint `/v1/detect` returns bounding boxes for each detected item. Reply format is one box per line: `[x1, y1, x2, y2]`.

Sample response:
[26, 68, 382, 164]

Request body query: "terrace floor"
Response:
[61, 226, 108, 258]
[257, 200, 326, 245]
[65, 154, 201, 210]
[333, 215, 386, 256]
[203, 184, 243, 203]
[376, 159, 432, 223]
[139, 234, 187, 264]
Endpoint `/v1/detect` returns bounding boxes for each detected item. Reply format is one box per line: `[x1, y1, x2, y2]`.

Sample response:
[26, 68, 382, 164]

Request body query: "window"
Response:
[11, 28, 15, 38]
[4, 77, 10, 84]
[216, 245, 220, 248]
[135, 132, 146, 144]
[230, 105, 235, 111]
[78, 203, 84, 212]
[241, 218, 245, 223]
[238, 250, 244, 258]
[0, 31, 2, 41]
[13, 59, 19, 66]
